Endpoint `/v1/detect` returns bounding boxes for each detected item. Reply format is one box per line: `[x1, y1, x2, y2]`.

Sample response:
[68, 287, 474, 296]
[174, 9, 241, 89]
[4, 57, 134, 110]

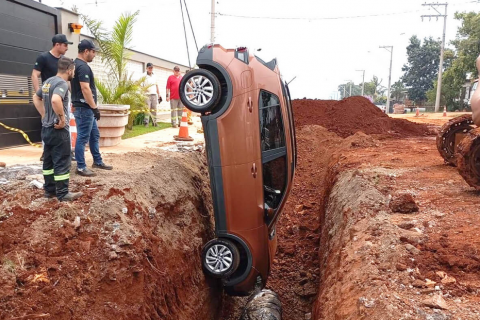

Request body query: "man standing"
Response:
[32, 34, 72, 161]
[143, 63, 161, 127]
[71, 39, 113, 177]
[166, 66, 183, 128]
[32, 57, 82, 202]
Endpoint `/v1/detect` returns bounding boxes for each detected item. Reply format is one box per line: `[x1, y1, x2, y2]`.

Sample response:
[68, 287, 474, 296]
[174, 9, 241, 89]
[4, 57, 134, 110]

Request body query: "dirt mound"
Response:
[293, 97, 432, 138]
[0, 151, 224, 320]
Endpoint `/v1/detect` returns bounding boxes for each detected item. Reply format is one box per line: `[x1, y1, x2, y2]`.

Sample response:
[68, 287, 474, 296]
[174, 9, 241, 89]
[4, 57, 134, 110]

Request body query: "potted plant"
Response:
[83, 11, 150, 146]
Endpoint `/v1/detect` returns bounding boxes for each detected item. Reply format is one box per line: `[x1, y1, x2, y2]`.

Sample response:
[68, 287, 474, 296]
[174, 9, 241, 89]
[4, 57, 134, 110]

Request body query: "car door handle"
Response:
[251, 162, 257, 178]
[247, 97, 253, 113]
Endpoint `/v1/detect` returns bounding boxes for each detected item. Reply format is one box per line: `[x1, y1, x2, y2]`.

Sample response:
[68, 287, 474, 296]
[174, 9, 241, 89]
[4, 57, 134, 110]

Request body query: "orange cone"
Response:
[443, 106, 447, 117]
[69, 116, 77, 148]
[415, 107, 420, 117]
[174, 108, 194, 141]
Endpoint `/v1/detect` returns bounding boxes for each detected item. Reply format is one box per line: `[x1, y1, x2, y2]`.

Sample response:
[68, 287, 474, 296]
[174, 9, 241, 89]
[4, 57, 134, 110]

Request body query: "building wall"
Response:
[57, 8, 189, 110]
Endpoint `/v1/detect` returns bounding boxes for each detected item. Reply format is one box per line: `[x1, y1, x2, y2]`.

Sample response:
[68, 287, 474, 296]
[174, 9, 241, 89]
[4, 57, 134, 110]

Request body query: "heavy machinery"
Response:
[437, 114, 480, 189]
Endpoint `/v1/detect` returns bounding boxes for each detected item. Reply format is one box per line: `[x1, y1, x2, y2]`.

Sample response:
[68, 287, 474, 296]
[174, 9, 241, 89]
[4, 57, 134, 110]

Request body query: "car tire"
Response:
[179, 69, 222, 113]
[201, 238, 240, 279]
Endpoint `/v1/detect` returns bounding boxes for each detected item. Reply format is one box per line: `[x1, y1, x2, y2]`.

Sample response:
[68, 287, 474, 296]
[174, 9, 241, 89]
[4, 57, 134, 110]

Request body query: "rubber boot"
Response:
[61, 191, 83, 202]
[44, 174, 56, 198]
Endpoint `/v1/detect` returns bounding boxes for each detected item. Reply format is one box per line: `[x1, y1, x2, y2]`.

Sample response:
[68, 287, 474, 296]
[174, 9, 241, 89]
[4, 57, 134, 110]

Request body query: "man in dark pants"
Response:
[71, 39, 113, 177]
[32, 57, 83, 202]
[32, 34, 75, 162]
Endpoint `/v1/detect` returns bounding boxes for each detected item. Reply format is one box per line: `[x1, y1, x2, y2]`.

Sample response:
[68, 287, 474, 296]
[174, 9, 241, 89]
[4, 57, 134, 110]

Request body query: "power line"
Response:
[216, 0, 477, 21]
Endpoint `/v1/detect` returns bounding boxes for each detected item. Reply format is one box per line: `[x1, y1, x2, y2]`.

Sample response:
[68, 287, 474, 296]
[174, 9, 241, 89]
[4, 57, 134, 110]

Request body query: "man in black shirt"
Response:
[71, 39, 113, 177]
[32, 34, 73, 162]
[32, 34, 72, 91]
[32, 56, 83, 202]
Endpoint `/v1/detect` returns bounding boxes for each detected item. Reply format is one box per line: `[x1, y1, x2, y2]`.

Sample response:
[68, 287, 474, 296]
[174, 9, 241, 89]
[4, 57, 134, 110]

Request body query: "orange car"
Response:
[179, 44, 297, 295]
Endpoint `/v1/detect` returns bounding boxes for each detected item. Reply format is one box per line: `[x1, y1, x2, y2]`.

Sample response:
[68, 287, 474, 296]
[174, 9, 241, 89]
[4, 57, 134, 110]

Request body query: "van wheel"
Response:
[180, 69, 222, 113]
[202, 238, 240, 278]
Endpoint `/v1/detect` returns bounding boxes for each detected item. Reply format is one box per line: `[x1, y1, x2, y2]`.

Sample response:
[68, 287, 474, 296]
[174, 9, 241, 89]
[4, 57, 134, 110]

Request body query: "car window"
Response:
[263, 155, 287, 210]
[259, 91, 285, 151]
[259, 90, 288, 225]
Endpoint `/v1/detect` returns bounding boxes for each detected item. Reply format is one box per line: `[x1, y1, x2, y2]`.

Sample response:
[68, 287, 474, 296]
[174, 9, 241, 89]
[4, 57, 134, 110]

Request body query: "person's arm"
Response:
[166, 77, 171, 102]
[32, 55, 45, 92]
[32, 70, 41, 92]
[472, 57, 480, 127]
[51, 94, 66, 129]
[33, 89, 45, 118]
[156, 84, 160, 97]
[80, 82, 97, 109]
[51, 82, 68, 129]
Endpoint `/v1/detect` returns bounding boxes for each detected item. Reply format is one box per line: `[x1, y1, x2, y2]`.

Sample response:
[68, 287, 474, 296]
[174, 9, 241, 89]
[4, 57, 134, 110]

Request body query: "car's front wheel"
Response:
[179, 69, 222, 113]
[202, 238, 240, 278]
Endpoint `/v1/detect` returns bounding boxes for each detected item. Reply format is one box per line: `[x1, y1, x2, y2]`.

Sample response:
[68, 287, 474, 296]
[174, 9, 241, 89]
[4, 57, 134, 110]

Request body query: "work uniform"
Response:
[71, 58, 103, 170]
[143, 71, 158, 126]
[36, 76, 71, 200]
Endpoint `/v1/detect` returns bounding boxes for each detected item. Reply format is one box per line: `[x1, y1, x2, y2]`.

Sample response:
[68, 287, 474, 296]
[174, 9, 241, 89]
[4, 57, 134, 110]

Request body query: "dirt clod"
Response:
[389, 193, 419, 213]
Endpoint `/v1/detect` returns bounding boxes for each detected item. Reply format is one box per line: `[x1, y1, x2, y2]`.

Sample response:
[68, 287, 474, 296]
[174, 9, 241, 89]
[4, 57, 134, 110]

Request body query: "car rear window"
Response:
[259, 91, 285, 151]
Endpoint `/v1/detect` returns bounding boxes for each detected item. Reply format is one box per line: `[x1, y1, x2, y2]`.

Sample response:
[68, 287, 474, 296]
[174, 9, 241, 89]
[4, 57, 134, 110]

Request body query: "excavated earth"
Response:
[0, 151, 224, 319]
[2, 97, 480, 320]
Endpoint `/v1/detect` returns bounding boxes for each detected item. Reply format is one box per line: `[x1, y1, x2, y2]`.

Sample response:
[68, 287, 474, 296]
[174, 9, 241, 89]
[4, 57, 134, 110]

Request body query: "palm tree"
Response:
[82, 11, 150, 129]
[391, 81, 406, 102]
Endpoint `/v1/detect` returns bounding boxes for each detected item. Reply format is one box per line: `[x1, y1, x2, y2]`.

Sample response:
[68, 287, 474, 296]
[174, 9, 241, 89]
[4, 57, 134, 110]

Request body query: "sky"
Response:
[41, 0, 480, 99]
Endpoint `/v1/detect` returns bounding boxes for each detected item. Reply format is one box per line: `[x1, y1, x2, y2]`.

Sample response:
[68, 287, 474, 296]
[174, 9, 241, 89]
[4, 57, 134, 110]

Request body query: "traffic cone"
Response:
[174, 108, 194, 141]
[415, 107, 419, 117]
[443, 106, 447, 117]
[69, 115, 77, 149]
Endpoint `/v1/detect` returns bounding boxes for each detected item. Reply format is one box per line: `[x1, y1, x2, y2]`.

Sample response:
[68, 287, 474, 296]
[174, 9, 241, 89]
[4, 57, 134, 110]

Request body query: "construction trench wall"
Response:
[6, 97, 478, 320]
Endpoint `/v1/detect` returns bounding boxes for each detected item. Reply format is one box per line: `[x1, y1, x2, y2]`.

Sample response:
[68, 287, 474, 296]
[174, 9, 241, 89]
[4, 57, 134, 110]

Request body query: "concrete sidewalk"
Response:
[0, 120, 204, 167]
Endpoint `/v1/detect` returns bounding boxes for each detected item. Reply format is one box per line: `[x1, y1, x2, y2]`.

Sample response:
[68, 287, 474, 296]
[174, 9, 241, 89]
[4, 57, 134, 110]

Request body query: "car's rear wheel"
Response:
[202, 238, 240, 278]
[180, 69, 222, 113]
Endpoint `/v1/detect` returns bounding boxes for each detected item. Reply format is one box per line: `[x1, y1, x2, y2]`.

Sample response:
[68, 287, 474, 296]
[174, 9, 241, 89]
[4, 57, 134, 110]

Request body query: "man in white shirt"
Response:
[143, 63, 162, 127]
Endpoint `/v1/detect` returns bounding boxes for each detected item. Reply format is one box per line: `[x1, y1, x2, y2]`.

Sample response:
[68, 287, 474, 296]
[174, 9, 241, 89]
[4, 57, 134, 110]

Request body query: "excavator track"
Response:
[457, 127, 480, 190]
[436, 114, 475, 166]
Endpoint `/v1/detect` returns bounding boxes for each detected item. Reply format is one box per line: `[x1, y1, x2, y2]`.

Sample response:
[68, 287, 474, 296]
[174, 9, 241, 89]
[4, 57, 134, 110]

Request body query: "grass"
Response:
[122, 122, 171, 139]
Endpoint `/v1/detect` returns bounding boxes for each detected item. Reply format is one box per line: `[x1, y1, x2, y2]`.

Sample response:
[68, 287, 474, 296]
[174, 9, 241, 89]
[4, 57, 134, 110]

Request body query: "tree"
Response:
[338, 81, 361, 99]
[402, 36, 441, 104]
[82, 11, 150, 129]
[363, 76, 385, 102]
[427, 12, 480, 110]
[390, 80, 406, 102]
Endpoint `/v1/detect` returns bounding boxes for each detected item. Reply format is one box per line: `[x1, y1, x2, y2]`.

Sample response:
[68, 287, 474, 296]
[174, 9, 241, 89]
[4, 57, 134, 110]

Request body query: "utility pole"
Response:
[210, 0, 216, 43]
[421, 3, 448, 112]
[356, 70, 365, 96]
[344, 80, 352, 98]
[379, 46, 393, 114]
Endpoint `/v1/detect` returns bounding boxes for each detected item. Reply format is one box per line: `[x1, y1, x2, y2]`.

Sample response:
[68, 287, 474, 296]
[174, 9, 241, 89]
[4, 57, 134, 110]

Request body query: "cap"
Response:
[146, 62, 153, 68]
[52, 34, 73, 45]
[78, 39, 100, 52]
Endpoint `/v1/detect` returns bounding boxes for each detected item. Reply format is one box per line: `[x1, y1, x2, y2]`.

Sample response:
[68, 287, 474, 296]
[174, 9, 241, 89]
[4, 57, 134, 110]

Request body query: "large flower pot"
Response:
[97, 104, 130, 147]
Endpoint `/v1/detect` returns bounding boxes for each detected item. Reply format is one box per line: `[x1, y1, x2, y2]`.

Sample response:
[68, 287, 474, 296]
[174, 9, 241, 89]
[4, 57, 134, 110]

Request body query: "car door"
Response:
[258, 90, 288, 227]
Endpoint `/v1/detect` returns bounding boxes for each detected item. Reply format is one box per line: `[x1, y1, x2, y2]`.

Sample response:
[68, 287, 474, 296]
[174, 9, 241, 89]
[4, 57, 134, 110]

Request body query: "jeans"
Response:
[73, 106, 102, 170]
